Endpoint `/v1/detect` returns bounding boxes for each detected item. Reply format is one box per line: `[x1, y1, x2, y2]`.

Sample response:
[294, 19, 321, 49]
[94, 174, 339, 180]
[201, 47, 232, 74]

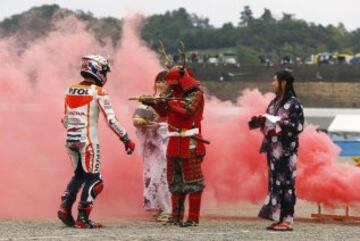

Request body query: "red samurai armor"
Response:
[154, 66, 206, 184]
[146, 43, 207, 226]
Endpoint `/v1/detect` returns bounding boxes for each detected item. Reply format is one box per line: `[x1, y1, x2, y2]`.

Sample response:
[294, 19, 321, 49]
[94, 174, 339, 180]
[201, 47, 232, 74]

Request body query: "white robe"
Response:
[136, 115, 170, 212]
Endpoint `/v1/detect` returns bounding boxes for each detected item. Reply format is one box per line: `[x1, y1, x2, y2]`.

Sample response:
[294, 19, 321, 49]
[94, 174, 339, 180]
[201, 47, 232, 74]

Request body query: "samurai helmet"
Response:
[163, 41, 199, 91]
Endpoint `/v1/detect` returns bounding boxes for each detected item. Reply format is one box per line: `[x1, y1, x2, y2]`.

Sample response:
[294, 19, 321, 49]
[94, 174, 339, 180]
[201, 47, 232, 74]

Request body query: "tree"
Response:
[239, 5, 253, 27]
[260, 8, 275, 23]
[236, 44, 261, 64]
[190, 14, 211, 28]
[281, 13, 294, 22]
[349, 29, 360, 52]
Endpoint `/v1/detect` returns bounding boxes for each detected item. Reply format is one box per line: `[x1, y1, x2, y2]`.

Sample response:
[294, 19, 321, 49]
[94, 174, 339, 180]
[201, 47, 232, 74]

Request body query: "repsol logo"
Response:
[94, 144, 101, 172]
[68, 111, 86, 116]
[69, 88, 89, 95]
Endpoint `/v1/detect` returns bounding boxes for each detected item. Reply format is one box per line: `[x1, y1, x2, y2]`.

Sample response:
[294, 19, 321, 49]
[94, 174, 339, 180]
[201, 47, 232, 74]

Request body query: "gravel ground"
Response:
[1, 201, 360, 241]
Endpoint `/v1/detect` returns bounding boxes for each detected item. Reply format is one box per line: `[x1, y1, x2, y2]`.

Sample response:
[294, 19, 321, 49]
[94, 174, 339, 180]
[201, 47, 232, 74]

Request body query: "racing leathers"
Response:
[58, 81, 134, 228]
[63, 83, 129, 173]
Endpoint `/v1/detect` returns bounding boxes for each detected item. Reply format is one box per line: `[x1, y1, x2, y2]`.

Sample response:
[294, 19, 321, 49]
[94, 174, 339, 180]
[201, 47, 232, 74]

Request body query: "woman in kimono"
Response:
[252, 70, 304, 231]
[133, 71, 171, 222]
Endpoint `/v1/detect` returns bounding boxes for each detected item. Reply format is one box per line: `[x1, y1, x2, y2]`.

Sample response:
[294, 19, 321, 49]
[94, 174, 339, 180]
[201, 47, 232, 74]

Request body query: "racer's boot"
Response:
[74, 202, 103, 229]
[57, 175, 84, 227]
[57, 194, 76, 227]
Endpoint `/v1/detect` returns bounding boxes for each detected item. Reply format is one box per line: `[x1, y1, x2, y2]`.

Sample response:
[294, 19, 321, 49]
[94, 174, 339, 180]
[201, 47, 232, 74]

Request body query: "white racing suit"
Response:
[59, 83, 128, 224]
[63, 83, 127, 174]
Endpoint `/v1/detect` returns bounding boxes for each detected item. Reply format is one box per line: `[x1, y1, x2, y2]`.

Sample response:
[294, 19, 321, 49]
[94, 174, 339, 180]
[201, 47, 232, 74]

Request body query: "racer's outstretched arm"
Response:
[97, 89, 135, 154]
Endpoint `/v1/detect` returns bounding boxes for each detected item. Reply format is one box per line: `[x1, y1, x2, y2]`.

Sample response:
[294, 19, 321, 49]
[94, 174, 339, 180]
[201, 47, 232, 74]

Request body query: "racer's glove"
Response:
[121, 134, 135, 155]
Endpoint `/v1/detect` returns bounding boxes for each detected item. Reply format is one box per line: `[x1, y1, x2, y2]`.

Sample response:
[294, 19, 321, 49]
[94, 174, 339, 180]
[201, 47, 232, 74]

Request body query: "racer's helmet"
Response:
[80, 54, 111, 86]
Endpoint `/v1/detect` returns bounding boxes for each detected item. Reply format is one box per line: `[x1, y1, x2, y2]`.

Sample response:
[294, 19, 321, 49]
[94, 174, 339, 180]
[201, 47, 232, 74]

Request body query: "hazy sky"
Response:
[1, 0, 359, 30]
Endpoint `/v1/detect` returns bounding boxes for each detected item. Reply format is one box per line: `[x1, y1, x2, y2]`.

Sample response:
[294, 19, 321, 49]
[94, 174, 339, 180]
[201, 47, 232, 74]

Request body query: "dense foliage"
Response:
[0, 4, 358, 62]
[141, 6, 358, 62]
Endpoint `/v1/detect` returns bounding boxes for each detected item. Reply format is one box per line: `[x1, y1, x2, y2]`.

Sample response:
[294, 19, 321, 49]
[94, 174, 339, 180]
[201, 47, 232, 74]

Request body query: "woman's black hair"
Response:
[274, 70, 296, 105]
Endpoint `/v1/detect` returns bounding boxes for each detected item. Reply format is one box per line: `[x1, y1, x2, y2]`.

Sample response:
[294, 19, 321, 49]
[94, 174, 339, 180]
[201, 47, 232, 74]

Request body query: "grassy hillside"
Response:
[0, 4, 122, 47]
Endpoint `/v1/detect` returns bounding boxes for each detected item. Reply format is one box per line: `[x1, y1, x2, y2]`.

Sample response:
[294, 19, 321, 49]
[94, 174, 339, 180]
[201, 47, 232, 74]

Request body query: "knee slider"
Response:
[90, 180, 104, 199]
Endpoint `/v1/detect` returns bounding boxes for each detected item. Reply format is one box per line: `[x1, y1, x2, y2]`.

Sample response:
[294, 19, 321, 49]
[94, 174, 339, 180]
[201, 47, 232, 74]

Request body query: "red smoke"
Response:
[1, 15, 360, 221]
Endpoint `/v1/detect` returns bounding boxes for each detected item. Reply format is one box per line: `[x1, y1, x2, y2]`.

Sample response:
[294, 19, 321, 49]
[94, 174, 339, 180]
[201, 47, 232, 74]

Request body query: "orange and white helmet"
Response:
[80, 54, 111, 86]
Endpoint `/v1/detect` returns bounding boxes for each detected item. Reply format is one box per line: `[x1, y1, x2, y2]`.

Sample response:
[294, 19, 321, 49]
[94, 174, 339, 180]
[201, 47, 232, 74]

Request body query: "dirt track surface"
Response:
[2, 202, 360, 241]
[1, 218, 360, 241]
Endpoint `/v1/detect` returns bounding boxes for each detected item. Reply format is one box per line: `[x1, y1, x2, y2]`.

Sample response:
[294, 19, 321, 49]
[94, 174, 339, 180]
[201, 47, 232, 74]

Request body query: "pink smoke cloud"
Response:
[1, 14, 360, 221]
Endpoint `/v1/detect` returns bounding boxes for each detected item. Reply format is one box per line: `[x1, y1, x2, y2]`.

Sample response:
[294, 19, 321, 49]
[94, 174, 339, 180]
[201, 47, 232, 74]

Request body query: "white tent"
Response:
[328, 115, 360, 134]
